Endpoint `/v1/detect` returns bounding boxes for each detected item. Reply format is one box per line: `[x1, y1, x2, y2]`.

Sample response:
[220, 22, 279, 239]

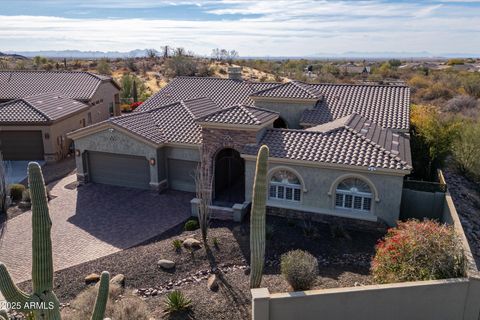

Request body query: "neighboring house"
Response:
[0, 70, 121, 161]
[340, 63, 371, 75]
[68, 69, 412, 228]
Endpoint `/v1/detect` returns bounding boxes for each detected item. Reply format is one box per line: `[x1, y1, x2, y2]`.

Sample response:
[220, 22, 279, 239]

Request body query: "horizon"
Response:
[1, 0, 480, 57]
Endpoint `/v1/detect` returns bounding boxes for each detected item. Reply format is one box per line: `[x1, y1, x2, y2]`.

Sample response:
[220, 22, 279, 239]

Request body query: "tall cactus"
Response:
[0, 162, 110, 320]
[250, 145, 269, 288]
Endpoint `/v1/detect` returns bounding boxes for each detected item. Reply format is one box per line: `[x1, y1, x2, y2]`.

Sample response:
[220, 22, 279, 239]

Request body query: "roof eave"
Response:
[241, 153, 411, 176]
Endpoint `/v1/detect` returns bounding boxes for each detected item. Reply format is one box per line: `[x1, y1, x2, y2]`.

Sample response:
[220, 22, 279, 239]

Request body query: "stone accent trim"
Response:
[267, 206, 388, 233]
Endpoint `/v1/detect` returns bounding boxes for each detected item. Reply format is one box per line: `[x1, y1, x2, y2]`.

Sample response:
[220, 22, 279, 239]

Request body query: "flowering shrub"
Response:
[130, 101, 143, 110]
[371, 220, 465, 284]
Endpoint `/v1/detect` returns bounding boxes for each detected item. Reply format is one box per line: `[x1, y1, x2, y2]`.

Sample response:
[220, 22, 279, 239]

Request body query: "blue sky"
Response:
[0, 0, 479, 56]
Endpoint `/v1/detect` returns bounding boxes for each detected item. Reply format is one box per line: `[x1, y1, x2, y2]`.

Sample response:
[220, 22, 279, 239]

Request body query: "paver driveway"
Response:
[0, 174, 192, 284]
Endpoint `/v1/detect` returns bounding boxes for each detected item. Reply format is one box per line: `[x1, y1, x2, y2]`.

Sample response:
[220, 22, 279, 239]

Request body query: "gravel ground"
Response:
[443, 166, 480, 269]
[17, 216, 382, 320]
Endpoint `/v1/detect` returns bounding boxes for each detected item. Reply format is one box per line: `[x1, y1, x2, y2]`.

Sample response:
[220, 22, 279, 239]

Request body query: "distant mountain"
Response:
[2, 49, 159, 59]
[0, 51, 28, 59]
[312, 51, 480, 59]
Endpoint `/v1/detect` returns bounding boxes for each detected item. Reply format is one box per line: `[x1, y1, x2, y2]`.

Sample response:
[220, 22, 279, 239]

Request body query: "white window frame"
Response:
[335, 181, 372, 213]
[268, 170, 302, 203]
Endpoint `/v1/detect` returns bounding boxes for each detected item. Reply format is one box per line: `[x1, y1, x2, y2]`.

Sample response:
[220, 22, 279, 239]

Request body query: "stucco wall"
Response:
[252, 278, 480, 320]
[244, 160, 405, 226]
[253, 100, 316, 129]
[87, 82, 120, 123]
[73, 128, 159, 186]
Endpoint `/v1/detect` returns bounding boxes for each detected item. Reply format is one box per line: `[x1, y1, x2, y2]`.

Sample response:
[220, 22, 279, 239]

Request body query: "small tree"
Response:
[410, 105, 460, 180]
[195, 149, 213, 243]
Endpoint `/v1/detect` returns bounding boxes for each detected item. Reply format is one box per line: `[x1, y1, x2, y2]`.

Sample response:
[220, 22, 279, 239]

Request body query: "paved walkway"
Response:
[0, 174, 192, 285]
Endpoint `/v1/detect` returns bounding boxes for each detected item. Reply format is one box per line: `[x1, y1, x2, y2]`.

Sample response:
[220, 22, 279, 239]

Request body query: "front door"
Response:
[214, 148, 245, 205]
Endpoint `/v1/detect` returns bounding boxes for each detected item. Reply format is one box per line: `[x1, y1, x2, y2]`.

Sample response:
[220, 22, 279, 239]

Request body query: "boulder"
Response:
[207, 274, 219, 291]
[85, 273, 100, 285]
[158, 259, 176, 269]
[110, 274, 125, 287]
[183, 238, 201, 249]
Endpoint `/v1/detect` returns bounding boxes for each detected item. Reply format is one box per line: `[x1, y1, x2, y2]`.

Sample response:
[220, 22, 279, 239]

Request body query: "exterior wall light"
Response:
[75, 149, 81, 157]
[108, 128, 114, 133]
[44, 133, 50, 139]
[149, 158, 156, 166]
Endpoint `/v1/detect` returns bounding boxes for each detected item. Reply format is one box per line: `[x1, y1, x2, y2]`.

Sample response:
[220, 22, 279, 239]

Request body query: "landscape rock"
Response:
[183, 238, 201, 249]
[84, 273, 100, 285]
[158, 259, 176, 269]
[110, 274, 125, 287]
[207, 274, 219, 291]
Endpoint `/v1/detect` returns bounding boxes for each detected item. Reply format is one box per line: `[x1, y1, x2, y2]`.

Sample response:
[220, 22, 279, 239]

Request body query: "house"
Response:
[0, 70, 121, 161]
[340, 63, 371, 75]
[68, 69, 411, 228]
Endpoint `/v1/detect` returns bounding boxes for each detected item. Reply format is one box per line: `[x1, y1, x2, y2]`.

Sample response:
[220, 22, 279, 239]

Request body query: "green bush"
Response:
[371, 220, 465, 284]
[9, 184, 25, 201]
[184, 219, 199, 231]
[163, 290, 192, 315]
[281, 250, 318, 291]
[172, 239, 182, 251]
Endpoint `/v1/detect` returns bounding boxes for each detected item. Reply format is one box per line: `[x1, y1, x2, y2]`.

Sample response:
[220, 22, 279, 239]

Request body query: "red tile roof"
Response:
[300, 83, 410, 131]
[198, 105, 278, 126]
[137, 77, 279, 112]
[0, 92, 89, 124]
[0, 70, 119, 101]
[245, 113, 411, 171]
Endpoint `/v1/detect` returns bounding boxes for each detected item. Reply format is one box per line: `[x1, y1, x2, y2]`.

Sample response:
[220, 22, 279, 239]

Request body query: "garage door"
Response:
[88, 151, 150, 189]
[168, 159, 198, 192]
[0, 131, 44, 160]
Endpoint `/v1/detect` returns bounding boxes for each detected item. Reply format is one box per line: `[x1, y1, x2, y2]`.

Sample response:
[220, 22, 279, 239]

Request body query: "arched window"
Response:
[269, 170, 301, 202]
[335, 178, 372, 212]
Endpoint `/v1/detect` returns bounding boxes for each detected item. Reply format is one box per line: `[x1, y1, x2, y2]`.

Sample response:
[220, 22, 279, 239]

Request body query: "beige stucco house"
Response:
[0, 70, 120, 161]
[68, 69, 411, 228]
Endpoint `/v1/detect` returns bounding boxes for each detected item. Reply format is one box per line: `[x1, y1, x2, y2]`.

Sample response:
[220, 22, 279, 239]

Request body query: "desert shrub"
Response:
[371, 220, 465, 284]
[462, 74, 480, 99]
[96, 58, 111, 75]
[22, 189, 31, 202]
[165, 55, 198, 77]
[212, 237, 219, 248]
[63, 284, 122, 319]
[281, 250, 318, 291]
[184, 219, 199, 231]
[163, 290, 192, 315]
[452, 121, 480, 179]
[9, 184, 25, 201]
[421, 82, 453, 101]
[408, 75, 431, 90]
[445, 95, 478, 113]
[110, 296, 149, 320]
[172, 239, 182, 251]
[447, 58, 465, 65]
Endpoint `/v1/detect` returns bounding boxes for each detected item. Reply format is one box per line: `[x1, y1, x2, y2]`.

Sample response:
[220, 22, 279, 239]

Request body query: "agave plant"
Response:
[163, 290, 192, 315]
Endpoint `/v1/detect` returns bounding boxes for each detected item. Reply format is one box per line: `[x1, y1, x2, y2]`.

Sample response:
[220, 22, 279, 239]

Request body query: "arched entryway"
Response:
[273, 117, 288, 128]
[214, 148, 245, 205]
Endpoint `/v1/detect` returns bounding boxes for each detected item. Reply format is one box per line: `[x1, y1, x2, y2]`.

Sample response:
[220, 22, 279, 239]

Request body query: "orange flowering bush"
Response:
[371, 220, 465, 284]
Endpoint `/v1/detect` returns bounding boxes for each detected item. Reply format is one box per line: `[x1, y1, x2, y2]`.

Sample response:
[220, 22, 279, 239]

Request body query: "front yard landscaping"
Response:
[17, 216, 383, 319]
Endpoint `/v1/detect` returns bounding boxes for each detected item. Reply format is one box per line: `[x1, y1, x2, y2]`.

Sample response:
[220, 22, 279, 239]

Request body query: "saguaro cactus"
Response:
[0, 162, 110, 320]
[250, 145, 269, 288]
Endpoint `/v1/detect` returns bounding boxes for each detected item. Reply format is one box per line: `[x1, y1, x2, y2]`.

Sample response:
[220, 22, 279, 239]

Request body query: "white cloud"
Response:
[0, 1, 479, 55]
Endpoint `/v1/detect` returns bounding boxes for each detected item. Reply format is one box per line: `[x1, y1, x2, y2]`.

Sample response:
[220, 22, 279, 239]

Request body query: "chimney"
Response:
[227, 66, 242, 81]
